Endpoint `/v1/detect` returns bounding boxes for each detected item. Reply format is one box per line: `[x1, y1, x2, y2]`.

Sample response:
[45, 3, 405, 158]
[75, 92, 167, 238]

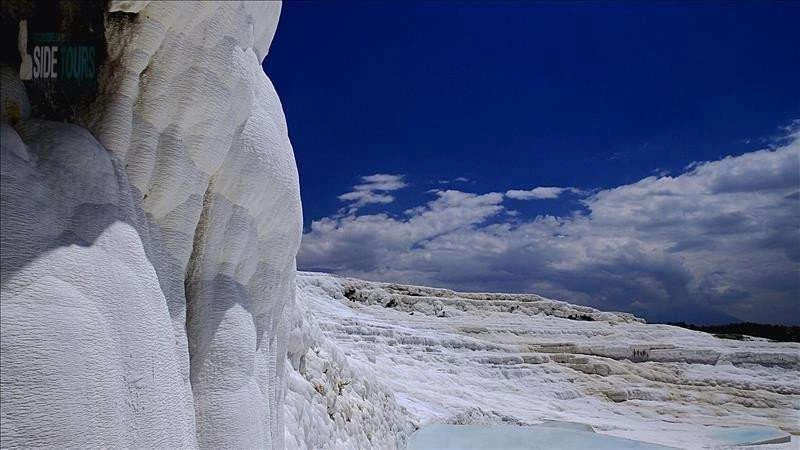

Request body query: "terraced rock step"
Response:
[296, 272, 800, 449]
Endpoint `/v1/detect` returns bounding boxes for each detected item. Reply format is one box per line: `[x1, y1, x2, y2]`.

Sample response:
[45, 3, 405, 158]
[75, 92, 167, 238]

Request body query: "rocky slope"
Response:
[294, 272, 799, 449]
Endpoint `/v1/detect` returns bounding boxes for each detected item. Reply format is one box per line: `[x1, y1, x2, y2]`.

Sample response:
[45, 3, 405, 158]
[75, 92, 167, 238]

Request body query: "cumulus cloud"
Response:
[505, 186, 582, 200]
[438, 176, 471, 185]
[300, 133, 800, 325]
[354, 173, 408, 191]
[337, 174, 408, 212]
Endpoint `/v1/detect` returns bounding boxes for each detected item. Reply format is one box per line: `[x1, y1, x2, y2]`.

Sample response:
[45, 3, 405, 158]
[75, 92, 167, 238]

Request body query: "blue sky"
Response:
[265, 2, 800, 325]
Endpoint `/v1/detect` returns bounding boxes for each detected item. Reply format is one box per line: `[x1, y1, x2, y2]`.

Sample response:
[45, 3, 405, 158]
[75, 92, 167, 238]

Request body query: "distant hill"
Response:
[665, 322, 800, 343]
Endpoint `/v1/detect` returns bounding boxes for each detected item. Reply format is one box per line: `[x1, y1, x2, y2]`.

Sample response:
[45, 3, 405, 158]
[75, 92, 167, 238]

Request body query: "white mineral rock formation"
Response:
[2, 2, 299, 448]
[283, 277, 416, 449]
[294, 272, 799, 449]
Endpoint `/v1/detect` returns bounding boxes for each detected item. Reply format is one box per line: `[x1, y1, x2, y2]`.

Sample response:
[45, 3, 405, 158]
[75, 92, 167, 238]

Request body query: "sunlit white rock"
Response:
[1, 2, 299, 448]
[295, 272, 799, 449]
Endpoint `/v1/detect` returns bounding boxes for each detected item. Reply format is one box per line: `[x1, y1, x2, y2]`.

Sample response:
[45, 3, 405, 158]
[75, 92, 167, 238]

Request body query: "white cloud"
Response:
[337, 173, 408, 212]
[437, 176, 470, 185]
[506, 186, 582, 200]
[353, 173, 408, 192]
[338, 190, 395, 204]
[300, 133, 800, 325]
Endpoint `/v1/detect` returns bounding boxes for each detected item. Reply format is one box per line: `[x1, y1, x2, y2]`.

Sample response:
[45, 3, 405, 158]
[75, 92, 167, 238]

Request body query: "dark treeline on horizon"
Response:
[665, 322, 800, 343]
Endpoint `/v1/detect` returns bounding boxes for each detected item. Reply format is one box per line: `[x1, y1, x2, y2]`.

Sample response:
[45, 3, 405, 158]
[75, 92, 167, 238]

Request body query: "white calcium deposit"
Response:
[283, 278, 416, 449]
[2, 2, 798, 449]
[294, 272, 799, 449]
[2, 2, 299, 448]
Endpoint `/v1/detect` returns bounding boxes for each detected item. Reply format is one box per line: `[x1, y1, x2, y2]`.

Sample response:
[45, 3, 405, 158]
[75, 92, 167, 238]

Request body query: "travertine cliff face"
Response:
[1, 2, 300, 448]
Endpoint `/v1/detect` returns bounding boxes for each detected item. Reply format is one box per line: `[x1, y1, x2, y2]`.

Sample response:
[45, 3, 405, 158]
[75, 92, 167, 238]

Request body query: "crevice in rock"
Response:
[184, 175, 215, 342]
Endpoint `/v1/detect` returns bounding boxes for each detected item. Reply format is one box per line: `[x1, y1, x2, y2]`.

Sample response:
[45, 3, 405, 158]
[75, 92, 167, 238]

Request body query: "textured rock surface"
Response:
[284, 276, 416, 449]
[1, 2, 299, 448]
[1, 120, 195, 447]
[297, 272, 799, 449]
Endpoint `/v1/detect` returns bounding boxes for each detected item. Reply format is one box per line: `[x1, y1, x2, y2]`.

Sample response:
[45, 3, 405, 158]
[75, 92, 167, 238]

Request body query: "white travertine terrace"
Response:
[294, 272, 799, 449]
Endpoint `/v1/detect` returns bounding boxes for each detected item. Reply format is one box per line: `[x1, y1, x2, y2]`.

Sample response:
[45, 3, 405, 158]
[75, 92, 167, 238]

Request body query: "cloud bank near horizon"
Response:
[299, 128, 800, 325]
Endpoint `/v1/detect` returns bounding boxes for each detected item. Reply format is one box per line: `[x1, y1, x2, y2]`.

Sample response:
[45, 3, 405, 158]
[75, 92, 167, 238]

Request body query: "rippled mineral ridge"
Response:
[1, 2, 797, 450]
[2, 1, 298, 448]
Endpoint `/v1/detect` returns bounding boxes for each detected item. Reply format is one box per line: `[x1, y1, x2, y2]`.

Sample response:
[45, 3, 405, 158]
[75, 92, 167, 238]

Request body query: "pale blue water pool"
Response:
[707, 426, 791, 446]
[406, 423, 792, 449]
[406, 424, 676, 450]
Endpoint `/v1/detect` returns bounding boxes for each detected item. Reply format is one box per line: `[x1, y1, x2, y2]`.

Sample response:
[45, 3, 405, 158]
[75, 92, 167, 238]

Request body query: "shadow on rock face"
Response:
[1, 120, 148, 284]
[0, 119, 198, 446]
